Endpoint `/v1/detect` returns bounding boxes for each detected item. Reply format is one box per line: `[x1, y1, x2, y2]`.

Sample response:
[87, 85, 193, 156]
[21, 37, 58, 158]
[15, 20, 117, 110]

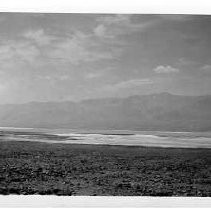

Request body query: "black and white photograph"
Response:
[0, 0, 211, 207]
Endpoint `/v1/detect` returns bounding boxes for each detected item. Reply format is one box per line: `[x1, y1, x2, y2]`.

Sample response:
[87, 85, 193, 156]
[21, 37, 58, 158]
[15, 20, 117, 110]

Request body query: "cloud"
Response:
[36, 75, 71, 81]
[177, 58, 197, 67]
[94, 14, 155, 39]
[106, 78, 153, 91]
[95, 15, 134, 35]
[84, 66, 116, 80]
[0, 27, 121, 73]
[85, 72, 104, 79]
[0, 40, 40, 70]
[0, 83, 7, 93]
[94, 24, 106, 36]
[94, 14, 192, 40]
[198, 64, 211, 77]
[48, 38, 113, 65]
[153, 65, 180, 74]
[94, 24, 107, 37]
[48, 31, 120, 65]
[23, 29, 55, 46]
[200, 64, 211, 72]
[97, 15, 132, 25]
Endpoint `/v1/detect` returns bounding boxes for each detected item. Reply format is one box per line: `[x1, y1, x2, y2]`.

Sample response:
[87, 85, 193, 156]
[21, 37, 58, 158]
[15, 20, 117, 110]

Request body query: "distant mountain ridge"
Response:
[0, 93, 211, 131]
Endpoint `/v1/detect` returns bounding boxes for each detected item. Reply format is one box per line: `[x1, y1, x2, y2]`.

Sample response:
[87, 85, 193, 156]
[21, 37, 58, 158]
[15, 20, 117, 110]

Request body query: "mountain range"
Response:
[0, 93, 210, 131]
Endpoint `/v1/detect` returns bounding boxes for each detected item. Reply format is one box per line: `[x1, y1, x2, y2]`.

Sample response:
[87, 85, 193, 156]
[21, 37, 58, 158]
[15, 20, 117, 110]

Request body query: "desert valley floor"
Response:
[0, 136, 211, 196]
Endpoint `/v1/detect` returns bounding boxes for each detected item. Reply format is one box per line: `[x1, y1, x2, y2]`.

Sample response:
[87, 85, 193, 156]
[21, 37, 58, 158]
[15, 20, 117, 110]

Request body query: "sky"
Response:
[0, 13, 211, 104]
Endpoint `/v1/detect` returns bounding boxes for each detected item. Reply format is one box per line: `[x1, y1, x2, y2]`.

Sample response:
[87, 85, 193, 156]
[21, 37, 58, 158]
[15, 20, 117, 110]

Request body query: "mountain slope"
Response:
[0, 93, 210, 131]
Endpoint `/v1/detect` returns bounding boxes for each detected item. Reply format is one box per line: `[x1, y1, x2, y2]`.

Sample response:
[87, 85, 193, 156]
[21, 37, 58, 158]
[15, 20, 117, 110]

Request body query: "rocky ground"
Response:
[0, 141, 211, 196]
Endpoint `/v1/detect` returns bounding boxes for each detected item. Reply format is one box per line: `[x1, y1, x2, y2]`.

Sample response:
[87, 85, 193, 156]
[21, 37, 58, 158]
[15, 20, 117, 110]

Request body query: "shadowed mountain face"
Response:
[0, 93, 210, 131]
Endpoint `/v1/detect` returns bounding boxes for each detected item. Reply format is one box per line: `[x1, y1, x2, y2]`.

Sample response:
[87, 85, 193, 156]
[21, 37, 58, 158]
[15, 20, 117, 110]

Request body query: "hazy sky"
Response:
[0, 13, 211, 104]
